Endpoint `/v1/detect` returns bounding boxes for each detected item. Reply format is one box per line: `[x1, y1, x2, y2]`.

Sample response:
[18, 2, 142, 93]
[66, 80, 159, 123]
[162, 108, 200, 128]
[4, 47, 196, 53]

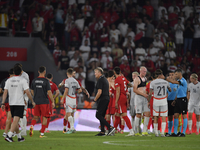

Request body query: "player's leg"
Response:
[167, 100, 174, 136]
[39, 104, 49, 137]
[135, 95, 142, 135]
[195, 106, 200, 135]
[172, 99, 181, 136]
[45, 104, 52, 133]
[187, 104, 193, 134]
[19, 105, 27, 136]
[121, 112, 134, 136]
[114, 112, 121, 132]
[142, 98, 150, 136]
[181, 98, 188, 136]
[63, 112, 68, 133]
[3, 111, 12, 137]
[153, 105, 159, 137]
[160, 105, 168, 137]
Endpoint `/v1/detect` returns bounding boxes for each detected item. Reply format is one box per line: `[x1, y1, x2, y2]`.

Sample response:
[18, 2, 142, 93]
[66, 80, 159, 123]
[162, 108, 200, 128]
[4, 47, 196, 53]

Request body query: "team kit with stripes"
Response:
[1, 65, 200, 143]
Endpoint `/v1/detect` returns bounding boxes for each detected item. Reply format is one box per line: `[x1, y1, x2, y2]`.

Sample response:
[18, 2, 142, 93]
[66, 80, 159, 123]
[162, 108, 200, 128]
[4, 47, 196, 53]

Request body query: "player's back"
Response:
[150, 79, 170, 106]
[31, 77, 51, 104]
[115, 76, 128, 96]
[65, 77, 80, 98]
[21, 71, 30, 84]
[188, 82, 200, 105]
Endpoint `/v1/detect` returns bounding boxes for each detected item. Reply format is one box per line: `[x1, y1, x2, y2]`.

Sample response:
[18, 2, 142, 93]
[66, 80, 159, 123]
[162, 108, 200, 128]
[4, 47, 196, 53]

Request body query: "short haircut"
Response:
[155, 69, 163, 76]
[132, 72, 139, 76]
[190, 73, 198, 80]
[67, 68, 74, 75]
[168, 71, 174, 74]
[114, 67, 121, 75]
[175, 69, 182, 74]
[38, 66, 46, 73]
[108, 70, 114, 77]
[9, 68, 14, 75]
[95, 67, 104, 74]
[104, 72, 108, 78]
[46, 73, 53, 79]
[14, 63, 22, 68]
[14, 65, 22, 75]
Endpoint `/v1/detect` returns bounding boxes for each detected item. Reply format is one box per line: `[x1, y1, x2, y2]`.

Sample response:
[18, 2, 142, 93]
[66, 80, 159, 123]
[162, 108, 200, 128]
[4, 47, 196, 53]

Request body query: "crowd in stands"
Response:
[1, 0, 200, 96]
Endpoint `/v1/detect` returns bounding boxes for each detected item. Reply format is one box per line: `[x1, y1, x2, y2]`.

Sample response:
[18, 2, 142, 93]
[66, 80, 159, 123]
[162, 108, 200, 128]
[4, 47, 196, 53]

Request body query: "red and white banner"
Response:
[0, 47, 27, 61]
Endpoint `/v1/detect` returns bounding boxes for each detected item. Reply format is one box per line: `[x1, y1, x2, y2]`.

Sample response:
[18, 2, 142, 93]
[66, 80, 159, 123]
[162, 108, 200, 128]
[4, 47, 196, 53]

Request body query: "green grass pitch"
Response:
[1, 130, 200, 150]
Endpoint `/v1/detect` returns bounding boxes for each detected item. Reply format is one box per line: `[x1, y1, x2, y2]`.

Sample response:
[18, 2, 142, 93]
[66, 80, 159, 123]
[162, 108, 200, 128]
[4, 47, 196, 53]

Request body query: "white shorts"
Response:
[135, 95, 150, 114]
[188, 104, 200, 115]
[153, 104, 168, 116]
[65, 96, 77, 113]
[176, 38, 183, 44]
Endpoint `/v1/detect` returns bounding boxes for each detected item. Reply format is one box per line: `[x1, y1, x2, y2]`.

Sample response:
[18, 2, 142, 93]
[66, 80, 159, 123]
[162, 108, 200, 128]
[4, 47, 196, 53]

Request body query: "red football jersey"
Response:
[115, 75, 129, 96]
[48, 81, 59, 103]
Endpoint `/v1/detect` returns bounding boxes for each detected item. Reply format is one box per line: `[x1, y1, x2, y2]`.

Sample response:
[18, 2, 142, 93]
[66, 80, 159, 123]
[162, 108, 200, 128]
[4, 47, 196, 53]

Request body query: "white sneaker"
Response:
[160, 133, 165, 137]
[126, 129, 135, 136]
[155, 134, 159, 137]
[21, 132, 27, 136]
[3, 133, 7, 138]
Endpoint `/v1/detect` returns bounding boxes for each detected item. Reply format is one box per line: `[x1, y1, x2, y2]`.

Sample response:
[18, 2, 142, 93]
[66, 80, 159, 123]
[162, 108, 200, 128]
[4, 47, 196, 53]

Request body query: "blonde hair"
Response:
[190, 73, 198, 80]
[132, 72, 139, 76]
[140, 66, 147, 71]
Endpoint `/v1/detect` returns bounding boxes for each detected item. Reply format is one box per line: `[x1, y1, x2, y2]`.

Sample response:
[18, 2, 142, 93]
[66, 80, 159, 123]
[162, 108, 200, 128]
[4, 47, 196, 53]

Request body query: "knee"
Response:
[96, 112, 101, 119]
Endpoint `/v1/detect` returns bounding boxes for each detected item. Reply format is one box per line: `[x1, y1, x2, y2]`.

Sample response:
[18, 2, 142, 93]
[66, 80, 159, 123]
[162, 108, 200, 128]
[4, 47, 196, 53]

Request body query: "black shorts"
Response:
[167, 100, 174, 116]
[10, 106, 24, 118]
[174, 97, 188, 115]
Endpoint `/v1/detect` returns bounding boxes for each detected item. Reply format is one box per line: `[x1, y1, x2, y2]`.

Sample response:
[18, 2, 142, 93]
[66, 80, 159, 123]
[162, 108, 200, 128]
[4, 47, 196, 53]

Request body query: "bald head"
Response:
[140, 66, 147, 77]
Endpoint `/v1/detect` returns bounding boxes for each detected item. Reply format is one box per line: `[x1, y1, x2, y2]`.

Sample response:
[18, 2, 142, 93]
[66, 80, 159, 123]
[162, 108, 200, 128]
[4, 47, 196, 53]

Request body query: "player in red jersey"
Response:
[113, 67, 134, 136]
[0, 68, 14, 138]
[105, 70, 115, 131]
[45, 73, 60, 132]
[59, 70, 90, 133]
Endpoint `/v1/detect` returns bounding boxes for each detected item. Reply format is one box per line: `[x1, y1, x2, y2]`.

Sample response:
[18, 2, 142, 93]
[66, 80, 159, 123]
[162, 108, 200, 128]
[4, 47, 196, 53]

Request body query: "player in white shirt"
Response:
[187, 74, 200, 135]
[61, 68, 82, 134]
[1, 65, 35, 142]
[15, 63, 30, 136]
[128, 72, 139, 131]
[149, 69, 171, 137]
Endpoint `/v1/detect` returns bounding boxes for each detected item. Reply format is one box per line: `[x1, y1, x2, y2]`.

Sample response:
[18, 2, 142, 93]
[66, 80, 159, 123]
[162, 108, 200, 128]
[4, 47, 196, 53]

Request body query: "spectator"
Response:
[168, 1, 180, 14]
[147, 43, 158, 63]
[174, 18, 185, 55]
[32, 12, 45, 38]
[125, 27, 135, 42]
[75, 13, 85, 31]
[124, 41, 134, 65]
[70, 36, 80, 50]
[81, 0, 92, 26]
[127, 7, 138, 27]
[8, 10, 17, 37]
[145, 56, 156, 73]
[145, 18, 155, 48]
[159, 58, 168, 76]
[101, 42, 112, 58]
[119, 55, 130, 78]
[136, 18, 146, 45]
[53, 45, 61, 65]
[168, 8, 178, 29]
[182, 1, 194, 19]
[48, 31, 57, 53]
[195, 1, 200, 14]
[158, 28, 168, 44]
[94, 16, 106, 32]
[159, 9, 168, 21]
[135, 42, 147, 61]
[164, 46, 177, 65]
[183, 20, 194, 54]
[101, 7, 111, 26]
[54, 4, 64, 42]
[109, 24, 121, 43]
[139, 8, 151, 21]
[156, 18, 168, 31]
[123, 36, 135, 49]
[158, 1, 167, 21]
[68, 47, 76, 59]
[90, 40, 100, 58]
[64, 16, 74, 50]
[192, 18, 200, 56]
[168, 59, 177, 72]
[179, 11, 185, 25]
[46, 20, 55, 40]
[76, 66, 86, 88]
[143, 0, 154, 19]
[81, 26, 91, 46]
[45, 0, 54, 11]
[69, 50, 80, 68]
[111, 43, 123, 66]
[57, 50, 70, 71]
[79, 39, 91, 63]
[100, 27, 109, 45]
[153, 35, 165, 52]
[118, 19, 128, 38]
[101, 51, 113, 70]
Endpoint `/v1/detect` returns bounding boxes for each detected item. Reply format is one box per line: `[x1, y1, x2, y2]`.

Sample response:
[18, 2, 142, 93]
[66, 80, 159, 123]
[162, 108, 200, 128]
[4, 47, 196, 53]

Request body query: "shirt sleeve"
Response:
[23, 79, 29, 91]
[53, 83, 58, 91]
[188, 84, 190, 92]
[4, 80, 9, 90]
[47, 80, 51, 91]
[65, 80, 69, 88]
[150, 82, 153, 89]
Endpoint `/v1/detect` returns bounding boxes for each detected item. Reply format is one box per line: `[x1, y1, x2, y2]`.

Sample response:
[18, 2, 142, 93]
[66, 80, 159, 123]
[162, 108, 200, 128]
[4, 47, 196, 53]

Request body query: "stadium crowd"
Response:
[0, 0, 200, 96]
